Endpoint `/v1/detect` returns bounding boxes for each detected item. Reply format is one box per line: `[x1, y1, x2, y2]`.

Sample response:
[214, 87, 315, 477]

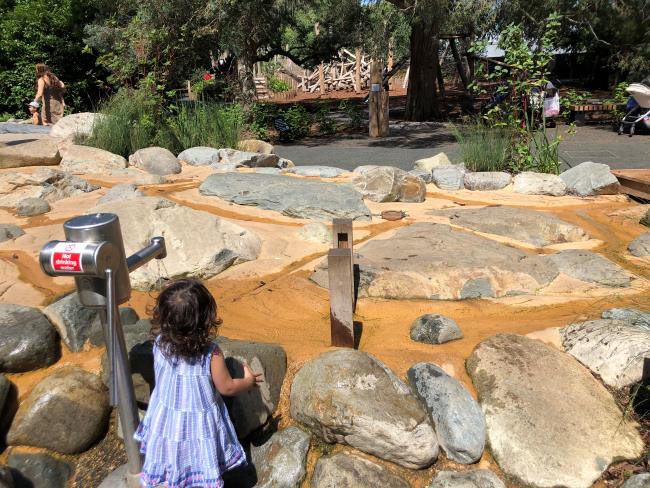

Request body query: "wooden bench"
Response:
[571, 103, 623, 126]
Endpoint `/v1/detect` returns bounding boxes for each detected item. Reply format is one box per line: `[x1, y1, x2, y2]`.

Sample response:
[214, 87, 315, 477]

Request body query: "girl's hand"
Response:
[243, 362, 264, 388]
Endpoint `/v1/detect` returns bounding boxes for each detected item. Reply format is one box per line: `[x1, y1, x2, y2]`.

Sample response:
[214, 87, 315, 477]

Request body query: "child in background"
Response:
[135, 279, 263, 488]
[27, 101, 42, 125]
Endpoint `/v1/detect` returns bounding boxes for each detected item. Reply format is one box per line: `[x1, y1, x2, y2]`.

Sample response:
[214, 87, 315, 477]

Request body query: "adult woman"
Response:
[33, 64, 65, 125]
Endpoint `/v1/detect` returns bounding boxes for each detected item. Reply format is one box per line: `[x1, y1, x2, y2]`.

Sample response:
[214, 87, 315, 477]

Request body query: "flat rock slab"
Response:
[8, 366, 110, 454]
[311, 453, 410, 488]
[408, 363, 486, 464]
[548, 249, 632, 287]
[467, 334, 643, 488]
[602, 308, 650, 329]
[433, 206, 589, 247]
[0, 122, 51, 135]
[290, 349, 438, 468]
[93, 197, 261, 290]
[200, 173, 371, 221]
[513, 172, 567, 196]
[97, 183, 144, 205]
[0, 138, 61, 168]
[428, 470, 505, 488]
[313, 223, 559, 300]
[629, 233, 650, 257]
[0, 224, 24, 243]
[7, 452, 73, 488]
[288, 166, 345, 178]
[561, 319, 650, 388]
[0, 304, 59, 373]
[560, 161, 619, 196]
[59, 145, 127, 174]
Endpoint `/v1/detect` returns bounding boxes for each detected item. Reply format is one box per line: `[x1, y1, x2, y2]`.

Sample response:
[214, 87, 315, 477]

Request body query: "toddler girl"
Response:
[135, 279, 263, 487]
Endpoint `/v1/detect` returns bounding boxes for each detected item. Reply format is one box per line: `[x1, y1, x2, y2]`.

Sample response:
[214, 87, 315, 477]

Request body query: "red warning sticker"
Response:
[51, 242, 87, 273]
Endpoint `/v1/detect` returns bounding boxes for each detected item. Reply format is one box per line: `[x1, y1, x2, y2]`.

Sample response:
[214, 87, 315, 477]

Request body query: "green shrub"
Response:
[338, 100, 363, 128]
[168, 102, 243, 150]
[454, 123, 512, 172]
[267, 76, 290, 93]
[282, 105, 311, 139]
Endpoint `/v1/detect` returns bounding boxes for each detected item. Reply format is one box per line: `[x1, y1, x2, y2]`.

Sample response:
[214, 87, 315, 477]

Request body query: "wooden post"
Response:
[369, 60, 389, 138]
[332, 218, 354, 309]
[319, 63, 326, 94]
[328, 248, 354, 348]
[354, 49, 362, 93]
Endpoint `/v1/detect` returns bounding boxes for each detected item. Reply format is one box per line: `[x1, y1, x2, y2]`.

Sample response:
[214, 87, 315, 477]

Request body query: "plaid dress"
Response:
[134, 340, 246, 487]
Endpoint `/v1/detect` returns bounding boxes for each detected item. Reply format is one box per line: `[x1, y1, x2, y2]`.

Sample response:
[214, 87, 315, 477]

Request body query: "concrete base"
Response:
[98, 465, 141, 488]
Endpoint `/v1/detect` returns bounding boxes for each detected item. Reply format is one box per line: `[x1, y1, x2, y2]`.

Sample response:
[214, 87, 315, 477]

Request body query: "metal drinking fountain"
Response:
[40, 213, 166, 488]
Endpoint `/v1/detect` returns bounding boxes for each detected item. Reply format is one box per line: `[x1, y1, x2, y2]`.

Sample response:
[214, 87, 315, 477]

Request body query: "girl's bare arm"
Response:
[210, 348, 263, 396]
[34, 78, 44, 102]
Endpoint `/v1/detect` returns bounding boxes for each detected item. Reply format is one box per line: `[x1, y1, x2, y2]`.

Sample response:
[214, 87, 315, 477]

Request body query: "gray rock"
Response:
[211, 162, 241, 173]
[217, 149, 279, 168]
[290, 349, 438, 469]
[0, 122, 50, 135]
[255, 167, 282, 175]
[105, 168, 168, 185]
[560, 162, 620, 197]
[0, 304, 59, 372]
[352, 166, 426, 203]
[463, 172, 511, 191]
[43, 292, 100, 352]
[414, 152, 453, 171]
[0, 225, 24, 243]
[177, 146, 220, 166]
[311, 452, 410, 488]
[0, 465, 12, 488]
[602, 308, 650, 329]
[408, 363, 485, 464]
[353, 165, 379, 174]
[410, 314, 463, 344]
[90, 308, 141, 347]
[561, 319, 650, 388]
[548, 249, 632, 287]
[287, 166, 346, 178]
[50, 112, 102, 139]
[622, 473, 650, 488]
[276, 158, 294, 169]
[641, 209, 650, 227]
[410, 168, 433, 183]
[513, 172, 567, 196]
[93, 197, 261, 290]
[129, 147, 181, 176]
[428, 470, 505, 488]
[0, 168, 97, 208]
[629, 233, 650, 257]
[312, 223, 559, 300]
[239, 139, 274, 155]
[15, 197, 50, 216]
[97, 183, 144, 205]
[6, 452, 73, 488]
[59, 145, 127, 174]
[432, 166, 465, 190]
[249, 427, 310, 488]
[467, 334, 643, 488]
[433, 206, 589, 247]
[0, 375, 10, 415]
[8, 366, 110, 454]
[298, 223, 331, 244]
[0, 138, 60, 169]
[200, 173, 371, 221]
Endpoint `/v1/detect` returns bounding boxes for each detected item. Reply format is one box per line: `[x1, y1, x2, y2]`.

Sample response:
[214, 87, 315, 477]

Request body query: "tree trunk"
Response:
[405, 19, 439, 121]
[237, 51, 256, 101]
[450, 37, 469, 90]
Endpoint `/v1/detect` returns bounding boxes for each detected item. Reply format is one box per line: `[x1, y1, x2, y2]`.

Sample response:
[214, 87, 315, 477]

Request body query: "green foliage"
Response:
[315, 104, 336, 135]
[607, 82, 630, 104]
[267, 76, 291, 93]
[560, 89, 590, 118]
[454, 122, 513, 172]
[191, 79, 216, 97]
[0, 0, 102, 116]
[338, 100, 363, 128]
[281, 105, 311, 139]
[168, 102, 243, 151]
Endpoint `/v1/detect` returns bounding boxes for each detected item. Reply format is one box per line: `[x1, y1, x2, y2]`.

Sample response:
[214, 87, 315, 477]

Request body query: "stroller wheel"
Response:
[618, 124, 624, 135]
[630, 125, 635, 137]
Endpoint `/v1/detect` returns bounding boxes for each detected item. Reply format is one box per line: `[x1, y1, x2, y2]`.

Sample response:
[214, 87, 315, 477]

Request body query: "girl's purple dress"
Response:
[134, 340, 246, 487]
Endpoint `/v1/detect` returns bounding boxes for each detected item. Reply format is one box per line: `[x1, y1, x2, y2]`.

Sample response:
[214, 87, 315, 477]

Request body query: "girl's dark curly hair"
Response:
[151, 279, 218, 362]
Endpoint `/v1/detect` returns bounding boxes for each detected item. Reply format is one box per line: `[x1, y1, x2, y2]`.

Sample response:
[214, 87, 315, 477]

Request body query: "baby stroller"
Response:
[618, 76, 650, 136]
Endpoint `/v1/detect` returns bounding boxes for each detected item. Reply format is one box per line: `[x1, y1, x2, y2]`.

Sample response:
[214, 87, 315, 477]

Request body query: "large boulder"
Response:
[239, 139, 274, 154]
[59, 145, 127, 174]
[629, 233, 650, 257]
[217, 149, 279, 168]
[561, 319, 650, 388]
[177, 146, 220, 166]
[290, 349, 438, 468]
[560, 162, 619, 196]
[97, 183, 144, 205]
[513, 172, 567, 196]
[0, 375, 11, 418]
[548, 249, 632, 287]
[602, 308, 650, 329]
[6, 452, 73, 488]
[92, 197, 261, 290]
[0, 168, 98, 208]
[408, 363, 486, 464]
[428, 470, 505, 488]
[129, 147, 181, 175]
[410, 314, 463, 344]
[312, 223, 559, 300]
[463, 172, 511, 191]
[432, 166, 465, 190]
[50, 112, 102, 139]
[311, 453, 410, 488]
[0, 304, 59, 373]
[288, 166, 346, 178]
[8, 366, 110, 454]
[467, 334, 644, 488]
[0, 225, 24, 243]
[200, 173, 371, 221]
[43, 292, 100, 352]
[413, 152, 453, 171]
[434, 206, 589, 247]
[0, 138, 60, 168]
[352, 166, 426, 203]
